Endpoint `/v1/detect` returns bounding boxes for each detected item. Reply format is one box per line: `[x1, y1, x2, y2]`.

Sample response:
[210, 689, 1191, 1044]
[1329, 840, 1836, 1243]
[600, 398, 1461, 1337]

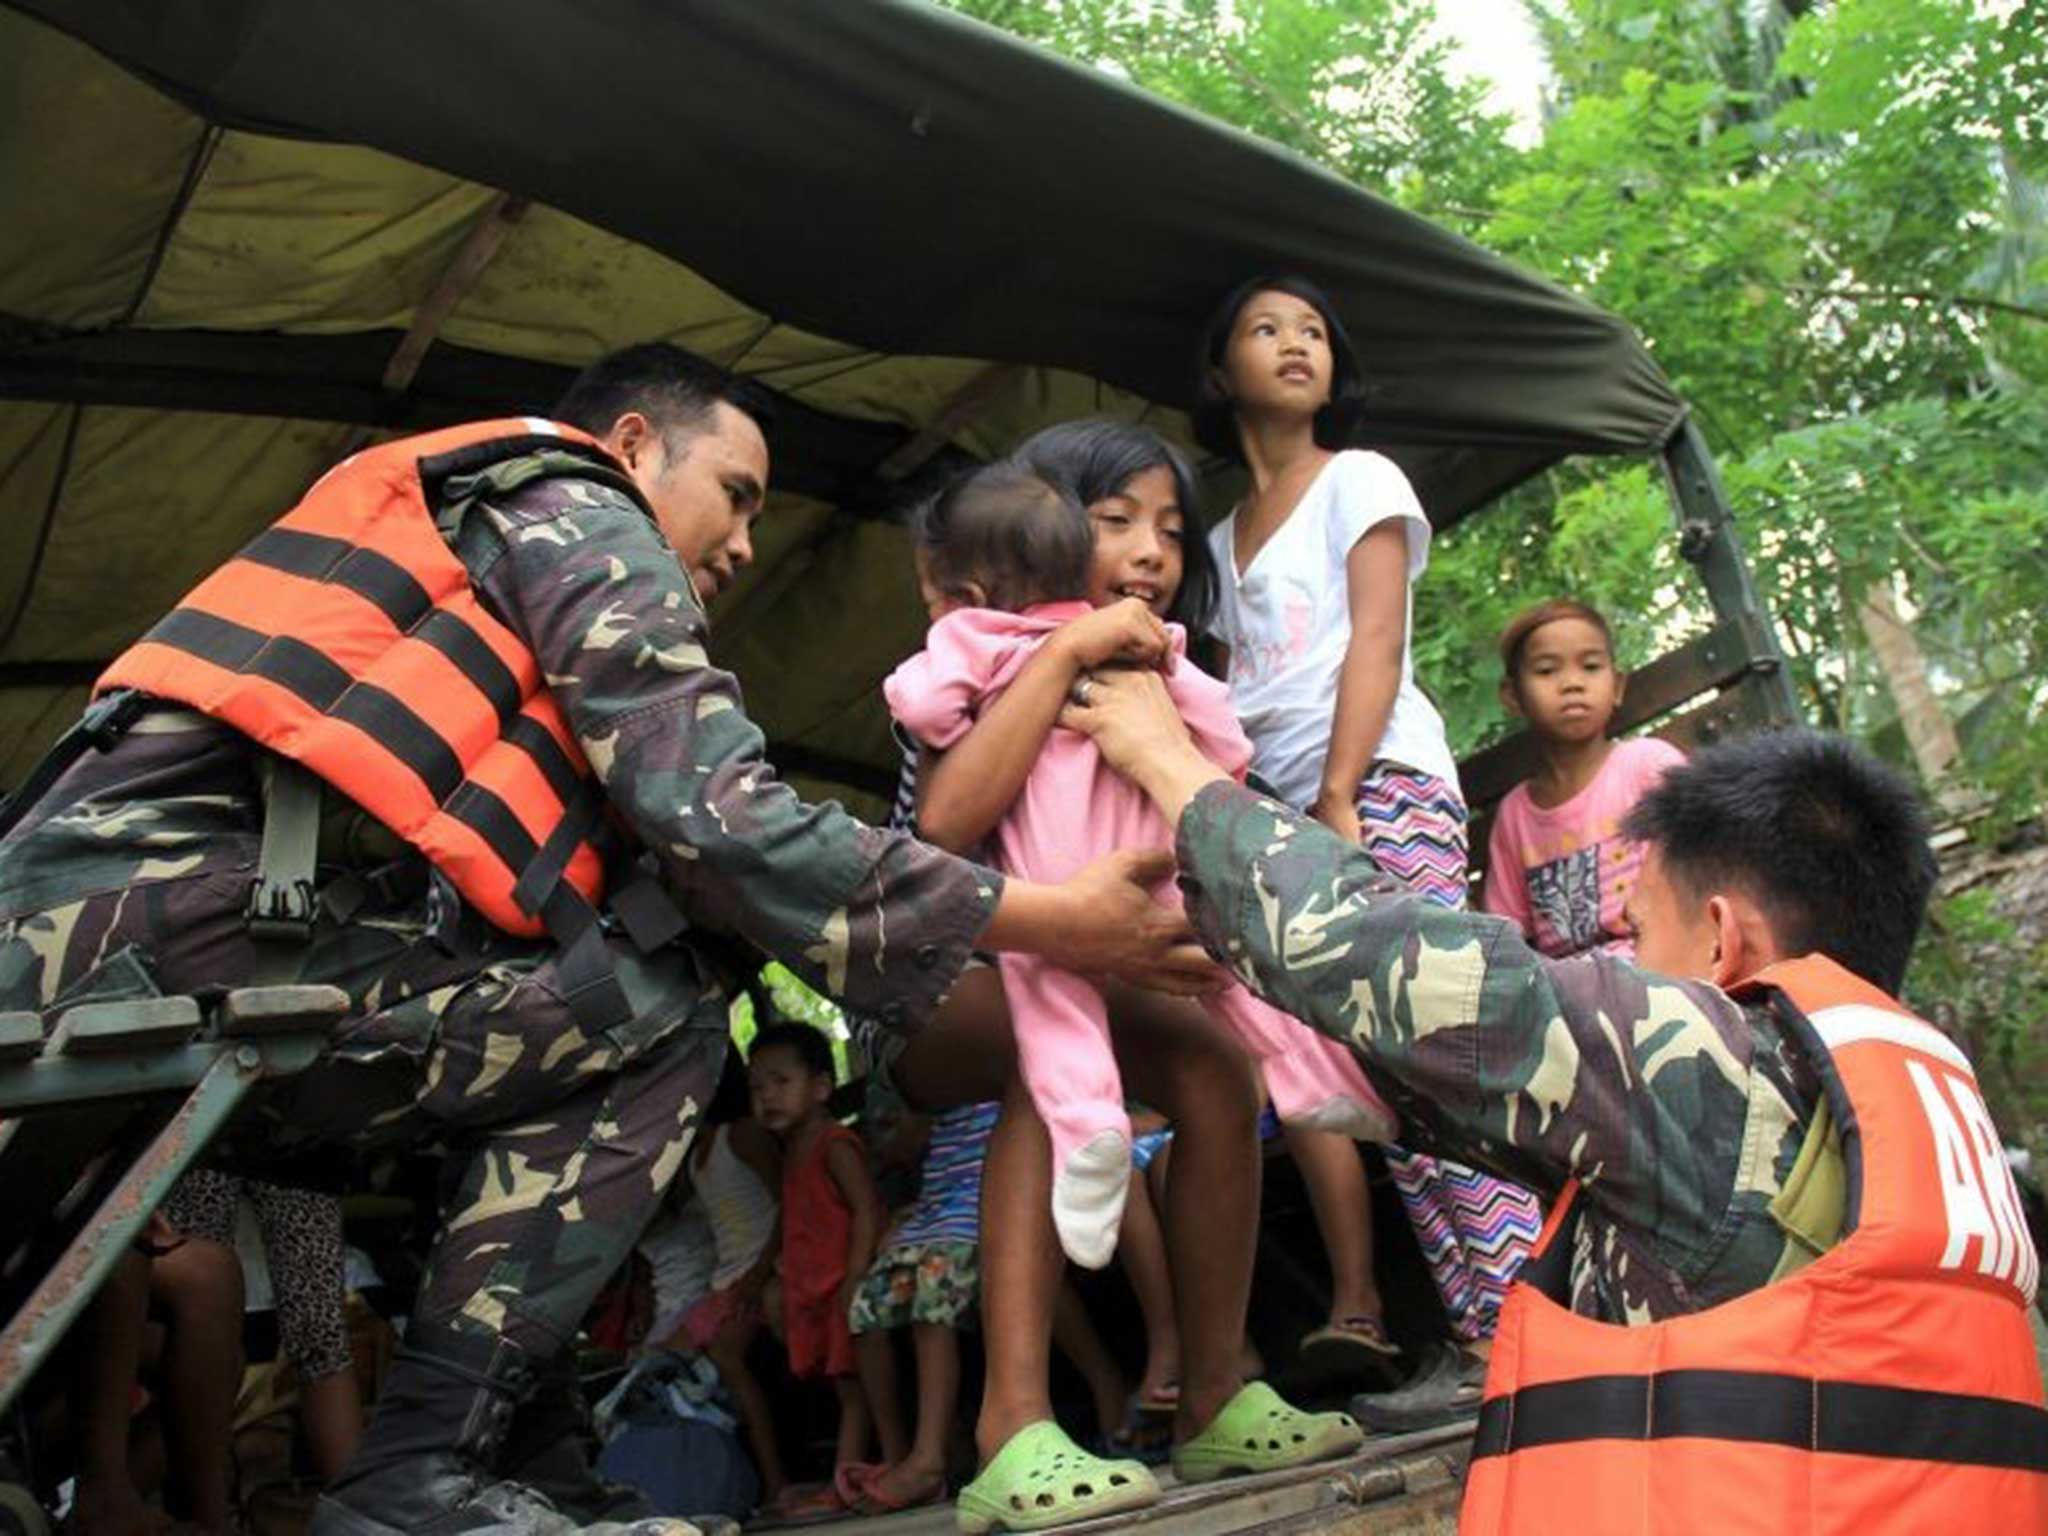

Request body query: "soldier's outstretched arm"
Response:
[1069, 670, 1765, 1234]
[480, 478, 1214, 1026]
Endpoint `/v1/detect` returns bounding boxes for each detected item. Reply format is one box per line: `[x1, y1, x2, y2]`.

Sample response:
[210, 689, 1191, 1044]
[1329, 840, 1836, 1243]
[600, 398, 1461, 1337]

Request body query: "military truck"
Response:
[0, 3, 1798, 1530]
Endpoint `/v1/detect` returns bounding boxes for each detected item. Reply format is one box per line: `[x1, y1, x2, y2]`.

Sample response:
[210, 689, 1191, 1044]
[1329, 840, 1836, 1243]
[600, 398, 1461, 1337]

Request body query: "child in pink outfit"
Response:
[1485, 736, 1685, 958]
[1482, 599, 1686, 960]
[885, 463, 1393, 1269]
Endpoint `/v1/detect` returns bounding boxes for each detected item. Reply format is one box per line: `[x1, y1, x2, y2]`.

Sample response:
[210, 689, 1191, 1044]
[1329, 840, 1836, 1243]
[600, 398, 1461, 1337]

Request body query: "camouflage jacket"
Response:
[1177, 781, 1821, 1324]
[0, 455, 997, 1029]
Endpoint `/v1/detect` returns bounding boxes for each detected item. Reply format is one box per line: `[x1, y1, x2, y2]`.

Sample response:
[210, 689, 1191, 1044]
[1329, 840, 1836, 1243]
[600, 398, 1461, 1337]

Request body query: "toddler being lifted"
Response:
[884, 462, 1392, 1269]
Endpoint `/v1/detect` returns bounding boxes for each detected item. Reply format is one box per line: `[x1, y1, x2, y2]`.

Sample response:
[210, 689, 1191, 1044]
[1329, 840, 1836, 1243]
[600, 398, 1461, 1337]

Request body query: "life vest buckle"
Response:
[245, 874, 318, 943]
[245, 756, 324, 949]
[79, 688, 148, 751]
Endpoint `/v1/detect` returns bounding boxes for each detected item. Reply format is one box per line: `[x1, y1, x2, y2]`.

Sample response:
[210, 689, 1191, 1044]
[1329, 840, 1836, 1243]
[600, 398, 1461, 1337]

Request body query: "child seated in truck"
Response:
[843, 1099, 999, 1514]
[1482, 599, 1686, 959]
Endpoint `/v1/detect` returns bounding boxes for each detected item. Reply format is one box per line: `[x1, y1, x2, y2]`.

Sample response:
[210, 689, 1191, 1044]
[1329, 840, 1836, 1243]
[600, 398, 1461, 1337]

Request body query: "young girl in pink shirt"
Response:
[1483, 599, 1685, 959]
[884, 461, 1394, 1271]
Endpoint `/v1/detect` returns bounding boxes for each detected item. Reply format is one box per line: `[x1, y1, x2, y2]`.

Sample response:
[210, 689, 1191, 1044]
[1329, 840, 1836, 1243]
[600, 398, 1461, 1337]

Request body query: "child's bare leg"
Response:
[297, 1368, 362, 1484]
[888, 968, 1016, 1112]
[1116, 1166, 1180, 1403]
[865, 1324, 958, 1506]
[1285, 1124, 1386, 1329]
[907, 1323, 960, 1474]
[974, 1074, 1063, 1463]
[70, 1250, 159, 1536]
[151, 1236, 244, 1532]
[855, 1327, 910, 1466]
[707, 1320, 786, 1500]
[1108, 984, 1262, 1443]
[832, 1375, 873, 1474]
[1051, 1279, 1126, 1438]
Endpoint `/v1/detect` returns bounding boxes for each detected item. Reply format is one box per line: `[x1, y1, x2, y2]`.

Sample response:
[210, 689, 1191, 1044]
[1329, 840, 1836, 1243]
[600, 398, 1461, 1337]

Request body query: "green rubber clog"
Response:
[955, 1420, 1160, 1533]
[1169, 1380, 1365, 1485]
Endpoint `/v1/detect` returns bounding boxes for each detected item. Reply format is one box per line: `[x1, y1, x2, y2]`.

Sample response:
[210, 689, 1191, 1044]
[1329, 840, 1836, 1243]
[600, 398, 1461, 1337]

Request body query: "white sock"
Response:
[1052, 1129, 1132, 1269]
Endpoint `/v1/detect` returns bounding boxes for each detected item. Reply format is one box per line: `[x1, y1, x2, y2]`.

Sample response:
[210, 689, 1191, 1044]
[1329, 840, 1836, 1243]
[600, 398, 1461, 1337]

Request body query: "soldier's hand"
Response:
[1063, 668, 1230, 825]
[1058, 848, 1225, 996]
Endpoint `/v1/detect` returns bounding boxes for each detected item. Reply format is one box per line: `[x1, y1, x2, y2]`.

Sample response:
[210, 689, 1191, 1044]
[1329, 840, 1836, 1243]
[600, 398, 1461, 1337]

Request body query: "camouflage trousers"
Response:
[0, 863, 726, 1360]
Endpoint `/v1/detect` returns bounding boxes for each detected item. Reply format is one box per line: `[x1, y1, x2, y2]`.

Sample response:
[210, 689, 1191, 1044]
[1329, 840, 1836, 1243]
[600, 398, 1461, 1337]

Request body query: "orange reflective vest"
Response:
[97, 418, 633, 943]
[1462, 954, 2048, 1534]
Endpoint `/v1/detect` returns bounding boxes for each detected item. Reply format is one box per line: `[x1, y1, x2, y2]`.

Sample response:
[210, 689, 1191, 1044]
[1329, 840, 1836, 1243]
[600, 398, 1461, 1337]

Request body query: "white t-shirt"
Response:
[1208, 450, 1461, 809]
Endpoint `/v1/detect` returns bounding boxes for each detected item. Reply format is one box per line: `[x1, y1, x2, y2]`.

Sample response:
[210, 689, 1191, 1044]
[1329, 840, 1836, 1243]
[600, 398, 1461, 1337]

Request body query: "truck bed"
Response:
[761, 1423, 1471, 1536]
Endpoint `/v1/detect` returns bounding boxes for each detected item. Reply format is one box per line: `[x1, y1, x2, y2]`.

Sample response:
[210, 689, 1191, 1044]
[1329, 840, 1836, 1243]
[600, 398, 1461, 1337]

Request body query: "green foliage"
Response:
[1415, 466, 1691, 757]
[1729, 391, 2048, 748]
[943, 0, 1518, 231]
[731, 960, 853, 1081]
[1907, 884, 2048, 1157]
[1527, 0, 1809, 120]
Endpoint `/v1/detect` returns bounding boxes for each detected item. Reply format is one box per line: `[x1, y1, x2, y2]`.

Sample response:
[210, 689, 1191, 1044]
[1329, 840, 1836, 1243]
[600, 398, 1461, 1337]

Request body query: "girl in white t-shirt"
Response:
[1195, 273, 1542, 1422]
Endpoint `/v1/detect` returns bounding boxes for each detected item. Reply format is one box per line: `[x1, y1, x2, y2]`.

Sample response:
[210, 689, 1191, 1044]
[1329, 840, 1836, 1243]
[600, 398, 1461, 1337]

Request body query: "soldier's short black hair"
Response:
[554, 343, 776, 444]
[1192, 272, 1367, 461]
[911, 461, 1093, 613]
[1621, 731, 1936, 994]
[748, 1020, 835, 1080]
[1012, 419, 1219, 637]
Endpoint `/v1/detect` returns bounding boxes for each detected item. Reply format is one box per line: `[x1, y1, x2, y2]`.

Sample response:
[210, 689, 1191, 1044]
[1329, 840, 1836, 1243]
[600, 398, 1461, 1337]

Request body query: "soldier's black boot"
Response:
[310, 1328, 701, 1536]
[499, 1353, 658, 1524]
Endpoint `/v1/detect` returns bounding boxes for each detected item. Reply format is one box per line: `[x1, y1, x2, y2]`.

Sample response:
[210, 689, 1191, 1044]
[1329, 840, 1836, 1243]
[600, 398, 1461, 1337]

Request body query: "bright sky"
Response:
[1434, 0, 1550, 144]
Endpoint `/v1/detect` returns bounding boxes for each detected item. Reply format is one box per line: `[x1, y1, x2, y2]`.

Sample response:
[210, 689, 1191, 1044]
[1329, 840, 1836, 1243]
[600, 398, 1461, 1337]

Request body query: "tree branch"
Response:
[1205, 40, 1321, 151]
[1777, 282, 2048, 324]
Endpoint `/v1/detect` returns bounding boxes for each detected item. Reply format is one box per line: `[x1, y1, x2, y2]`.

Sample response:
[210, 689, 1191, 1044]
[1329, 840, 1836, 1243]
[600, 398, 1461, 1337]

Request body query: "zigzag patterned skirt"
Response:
[1355, 762, 1545, 1344]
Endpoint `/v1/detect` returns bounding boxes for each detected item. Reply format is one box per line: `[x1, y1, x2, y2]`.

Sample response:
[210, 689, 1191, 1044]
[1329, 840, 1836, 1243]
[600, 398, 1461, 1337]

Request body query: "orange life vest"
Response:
[1462, 954, 2048, 1534]
[96, 418, 635, 943]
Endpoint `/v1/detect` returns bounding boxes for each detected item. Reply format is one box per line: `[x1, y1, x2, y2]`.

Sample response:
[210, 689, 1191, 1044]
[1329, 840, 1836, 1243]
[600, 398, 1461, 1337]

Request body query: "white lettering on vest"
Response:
[1947, 1067, 2041, 1302]
[1907, 1058, 2040, 1300]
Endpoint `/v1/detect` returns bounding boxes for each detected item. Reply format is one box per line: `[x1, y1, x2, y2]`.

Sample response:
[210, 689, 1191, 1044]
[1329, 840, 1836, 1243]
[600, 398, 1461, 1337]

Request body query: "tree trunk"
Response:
[1859, 579, 1966, 807]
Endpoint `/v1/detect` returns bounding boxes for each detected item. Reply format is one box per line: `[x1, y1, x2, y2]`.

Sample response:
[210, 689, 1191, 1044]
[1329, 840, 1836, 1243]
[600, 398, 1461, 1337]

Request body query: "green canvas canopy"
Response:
[0, 0, 1688, 808]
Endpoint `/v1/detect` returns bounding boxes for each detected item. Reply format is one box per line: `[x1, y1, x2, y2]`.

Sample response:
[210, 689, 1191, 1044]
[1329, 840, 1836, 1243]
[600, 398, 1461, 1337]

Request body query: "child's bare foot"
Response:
[1132, 1370, 1179, 1415]
[856, 1459, 946, 1515]
[762, 1481, 843, 1520]
[66, 1486, 170, 1536]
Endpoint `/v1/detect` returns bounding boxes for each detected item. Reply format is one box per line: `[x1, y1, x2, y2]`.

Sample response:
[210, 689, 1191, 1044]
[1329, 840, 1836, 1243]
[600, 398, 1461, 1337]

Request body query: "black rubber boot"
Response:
[309, 1328, 699, 1536]
[500, 1354, 658, 1524]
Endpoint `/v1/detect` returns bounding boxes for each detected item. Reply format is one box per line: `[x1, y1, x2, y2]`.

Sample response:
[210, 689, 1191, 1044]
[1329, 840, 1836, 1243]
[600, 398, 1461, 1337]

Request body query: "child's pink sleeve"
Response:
[1481, 796, 1535, 936]
[1163, 647, 1255, 780]
[882, 615, 1004, 751]
[1622, 735, 1688, 796]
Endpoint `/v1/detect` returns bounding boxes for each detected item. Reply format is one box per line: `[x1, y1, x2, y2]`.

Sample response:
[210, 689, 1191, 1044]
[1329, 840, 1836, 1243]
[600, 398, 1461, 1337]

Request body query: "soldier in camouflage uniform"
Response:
[1070, 669, 1940, 1326]
[0, 347, 1197, 1536]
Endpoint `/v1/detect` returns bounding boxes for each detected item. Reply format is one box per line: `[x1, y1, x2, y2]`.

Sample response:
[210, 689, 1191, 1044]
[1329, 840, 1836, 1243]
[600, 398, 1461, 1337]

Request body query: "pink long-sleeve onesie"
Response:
[883, 601, 1395, 1268]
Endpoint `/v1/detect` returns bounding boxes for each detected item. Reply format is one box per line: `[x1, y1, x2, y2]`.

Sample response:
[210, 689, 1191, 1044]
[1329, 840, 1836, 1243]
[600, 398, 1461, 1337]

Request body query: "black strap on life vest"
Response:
[0, 687, 151, 841]
[1472, 1368, 2048, 1473]
[1518, 1183, 1580, 1305]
